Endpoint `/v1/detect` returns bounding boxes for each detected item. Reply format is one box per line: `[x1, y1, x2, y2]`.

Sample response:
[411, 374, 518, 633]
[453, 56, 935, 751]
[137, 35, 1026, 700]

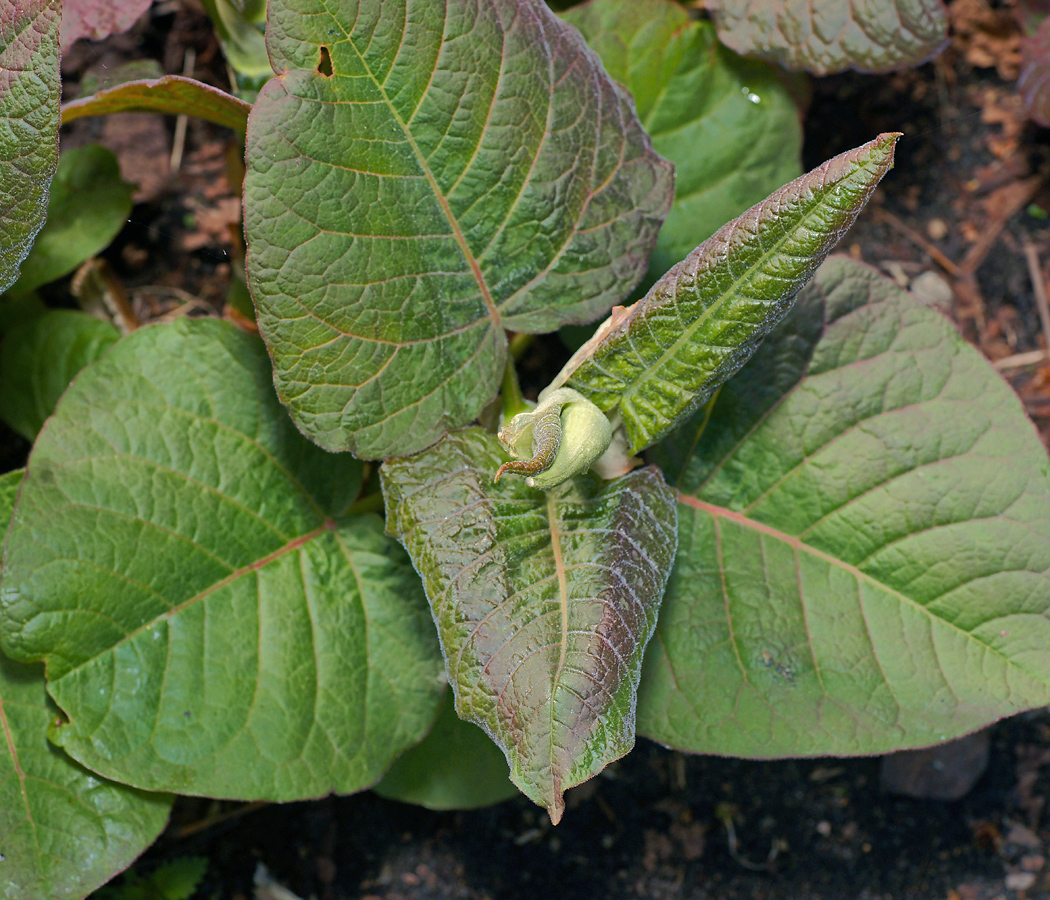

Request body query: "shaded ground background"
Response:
[15, 1, 1050, 898]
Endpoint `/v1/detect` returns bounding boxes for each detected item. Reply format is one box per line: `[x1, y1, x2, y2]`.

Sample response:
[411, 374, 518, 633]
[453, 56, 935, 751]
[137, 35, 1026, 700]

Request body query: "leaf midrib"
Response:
[678, 493, 1039, 685]
[331, 1, 503, 331]
[56, 520, 338, 681]
[0, 688, 40, 878]
[600, 152, 883, 427]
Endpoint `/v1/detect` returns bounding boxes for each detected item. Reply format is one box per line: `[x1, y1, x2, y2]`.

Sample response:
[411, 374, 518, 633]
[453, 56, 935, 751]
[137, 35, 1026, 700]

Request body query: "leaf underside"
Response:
[637, 256, 1050, 758]
[382, 429, 677, 823]
[244, 0, 672, 459]
[0, 470, 172, 900]
[707, 0, 949, 75]
[0, 319, 445, 800]
[0, 0, 61, 295]
[566, 133, 899, 455]
[61, 75, 252, 133]
[562, 0, 803, 279]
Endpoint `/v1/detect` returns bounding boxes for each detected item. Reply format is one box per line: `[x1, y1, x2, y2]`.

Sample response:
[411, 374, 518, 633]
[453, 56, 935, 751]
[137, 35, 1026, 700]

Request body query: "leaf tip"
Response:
[547, 795, 565, 826]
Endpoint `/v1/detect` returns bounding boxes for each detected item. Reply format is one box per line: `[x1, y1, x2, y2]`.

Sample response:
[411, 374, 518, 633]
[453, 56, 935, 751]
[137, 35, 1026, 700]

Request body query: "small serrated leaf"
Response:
[0, 0, 61, 295]
[382, 429, 677, 823]
[0, 319, 445, 800]
[564, 133, 900, 455]
[707, 0, 949, 75]
[243, 0, 672, 459]
[637, 256, 1050, 758]
[62, 76, 252, 133]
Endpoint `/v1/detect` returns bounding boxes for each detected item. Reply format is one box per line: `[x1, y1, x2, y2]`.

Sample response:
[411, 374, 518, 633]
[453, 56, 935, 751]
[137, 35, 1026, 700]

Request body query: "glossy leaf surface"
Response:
[0, 310, 120, 440]
[0, 469, 172, 900]
[373, 690, 518, 811]
[6, 145, 134, 297]
[244, 0, 672, 459]
[383, 429, 677, 823]
[60, 0, 153, 50]
[638, 257, 1050, 757]
[565, 133, 899, 455]
[707, 0, 949, 75]
[562, 0, 803, 278]
[0, 319, 445, 799]
[0, 0, 61, 295]
[62, 76, 251, 133]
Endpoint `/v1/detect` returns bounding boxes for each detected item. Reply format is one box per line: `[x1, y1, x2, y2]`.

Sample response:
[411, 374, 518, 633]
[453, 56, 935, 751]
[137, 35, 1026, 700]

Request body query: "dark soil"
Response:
[24, 2, 1050, 898]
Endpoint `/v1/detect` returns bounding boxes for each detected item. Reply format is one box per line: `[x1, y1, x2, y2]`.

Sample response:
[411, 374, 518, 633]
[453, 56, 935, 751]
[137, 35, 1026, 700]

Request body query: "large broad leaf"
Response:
[62, 76, 251, 134]
[243, 0, 673, 460]
[562, 0, 803, 279]
[637, 256, 1050, 757]
[0, 470, 172, 900]
[6, 145, 134, 298]
[0, 319, 445, 799]
[0, 0, 61, 295]
[0, 310, 120, 440]
[706, 0, 949, 75]
[60, 0, 153, 50]
[382, 429, 677, 824]
[563, 133, 899, 456]
[373, 689, 518, 811]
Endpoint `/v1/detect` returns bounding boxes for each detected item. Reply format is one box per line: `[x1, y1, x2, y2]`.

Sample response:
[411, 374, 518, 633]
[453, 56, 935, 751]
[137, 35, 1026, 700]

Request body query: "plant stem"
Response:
[501, 353, 529, 419]
[509, 331, 535, 361]
[347, 491, 383, 516]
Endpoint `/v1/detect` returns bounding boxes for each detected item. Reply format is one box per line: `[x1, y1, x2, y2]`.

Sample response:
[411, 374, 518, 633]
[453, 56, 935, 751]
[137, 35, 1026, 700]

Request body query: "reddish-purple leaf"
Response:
[60, 0, 153, 50]
[1020, 18, 1050, 127]
[707, 0, 949, 75]
[62, 75, 252, 133]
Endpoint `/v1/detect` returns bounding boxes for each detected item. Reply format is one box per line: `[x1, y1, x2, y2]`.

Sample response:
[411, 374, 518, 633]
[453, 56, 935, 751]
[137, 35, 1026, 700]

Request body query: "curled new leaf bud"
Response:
[495, 388, 613, 490]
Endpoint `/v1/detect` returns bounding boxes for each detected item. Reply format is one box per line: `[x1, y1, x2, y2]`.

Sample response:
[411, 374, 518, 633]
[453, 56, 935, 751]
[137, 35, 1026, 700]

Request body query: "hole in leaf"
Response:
[317, 45, 334, 78]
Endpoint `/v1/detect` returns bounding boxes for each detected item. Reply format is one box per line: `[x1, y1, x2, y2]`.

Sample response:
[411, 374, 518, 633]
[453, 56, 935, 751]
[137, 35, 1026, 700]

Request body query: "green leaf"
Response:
[7, 145, 135, 298]
[373, 690, 518, 811]
[562, 0, 803, 279]
[563, 133, 900, 456]
[0, 0, 61, 295]
[62, 76, 252, 134]
[0, 310, 121, 441]
[0, 470, 172, 900]
[382, 429, 677, 823]
[93, 856, 208, 900]
[0, 319, 445, 800]
[243, 0, 673, 460]
[200, 0, 272, 93]
[637, 256, 1050, 757]
[706, 0, 949, 75]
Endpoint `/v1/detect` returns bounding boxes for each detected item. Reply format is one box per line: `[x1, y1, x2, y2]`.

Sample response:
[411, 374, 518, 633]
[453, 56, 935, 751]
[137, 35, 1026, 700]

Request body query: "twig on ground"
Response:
[994, 349, 1050, 370]
[172, 800, 269, 839]
[1023, 241, 1050, 360]
[874, 208, 963, 278]
[170, 47, 196, 173]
